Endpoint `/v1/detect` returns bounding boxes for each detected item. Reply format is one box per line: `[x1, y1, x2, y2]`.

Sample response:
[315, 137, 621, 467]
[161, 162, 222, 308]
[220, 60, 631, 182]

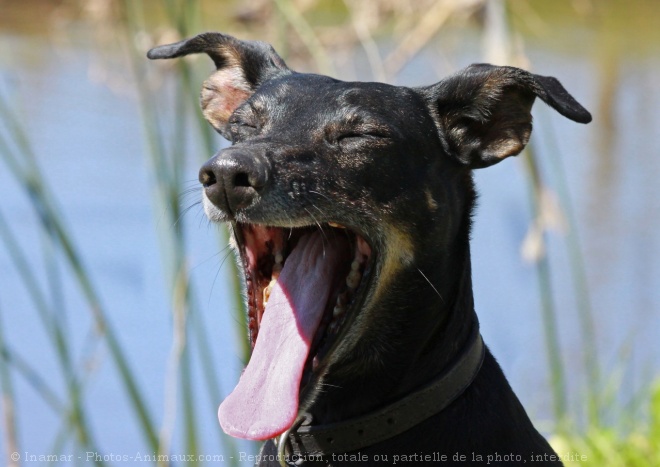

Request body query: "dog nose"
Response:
[199, 150, 269, 215]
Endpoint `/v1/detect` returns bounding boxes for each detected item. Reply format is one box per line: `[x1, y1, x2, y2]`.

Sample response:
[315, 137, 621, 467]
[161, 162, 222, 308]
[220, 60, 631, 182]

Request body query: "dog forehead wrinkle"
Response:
[332, 88, 431, 135]
[338, 106, 369, 121]
[252, 80, 345, 127]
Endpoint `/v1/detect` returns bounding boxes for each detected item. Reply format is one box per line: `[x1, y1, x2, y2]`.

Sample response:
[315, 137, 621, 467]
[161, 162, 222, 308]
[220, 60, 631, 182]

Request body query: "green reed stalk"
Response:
[0, 94, 159, 453]
[522, 145, 568, 427]
[537, 115, 601, 426]
[166, 0, 250, 419]
[273, 0, 336, 75]
[122, 1, 245, 463]
[0, 128, 107, 465]
[180, 57, 251, 369]
[0, 344, 65, 414]
[121, 7, 195, 460]
[0, 341, 99, 463]
[0, 305, 20, 467]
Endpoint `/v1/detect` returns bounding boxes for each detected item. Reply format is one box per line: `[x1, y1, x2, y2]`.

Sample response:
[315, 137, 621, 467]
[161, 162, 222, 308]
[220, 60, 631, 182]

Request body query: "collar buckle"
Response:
[278, 413, 313, 466]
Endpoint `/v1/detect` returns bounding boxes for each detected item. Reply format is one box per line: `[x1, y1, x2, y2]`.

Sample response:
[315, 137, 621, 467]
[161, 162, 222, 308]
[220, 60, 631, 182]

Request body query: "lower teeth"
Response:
[262, 252, 284, 307]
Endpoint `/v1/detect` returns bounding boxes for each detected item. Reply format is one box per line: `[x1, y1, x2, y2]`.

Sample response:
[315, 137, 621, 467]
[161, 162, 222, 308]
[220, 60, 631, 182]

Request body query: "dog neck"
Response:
[279, 314, 483, 459]
[302, 181, 479, 426]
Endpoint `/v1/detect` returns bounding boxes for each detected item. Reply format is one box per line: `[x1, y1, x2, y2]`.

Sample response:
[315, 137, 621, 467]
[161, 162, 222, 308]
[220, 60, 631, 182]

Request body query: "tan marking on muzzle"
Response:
[370, 225, 415, 304]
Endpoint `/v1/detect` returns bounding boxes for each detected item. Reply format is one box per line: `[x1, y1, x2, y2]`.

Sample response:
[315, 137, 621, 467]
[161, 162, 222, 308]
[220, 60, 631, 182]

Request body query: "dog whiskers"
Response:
[417, 268, 445, 303]
[314, 382, 344, 394]
[309, 190, 332, 202]
[173, 201, 202, 227]
[309, 202, 327, 217]
[303, 206, 328, 258]
[189, 245, 232, 273]
[209, 248, 236, 305]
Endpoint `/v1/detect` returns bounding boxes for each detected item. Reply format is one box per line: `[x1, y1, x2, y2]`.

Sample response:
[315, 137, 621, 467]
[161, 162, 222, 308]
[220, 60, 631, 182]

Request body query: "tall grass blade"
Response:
[122, 1, 245, 463]
[522, 146, 568, 426]
[0, 93, 159, 452]
[0, 306, 20, 467]
[537, 115, 601, 425]
[273, 0, 336, 75]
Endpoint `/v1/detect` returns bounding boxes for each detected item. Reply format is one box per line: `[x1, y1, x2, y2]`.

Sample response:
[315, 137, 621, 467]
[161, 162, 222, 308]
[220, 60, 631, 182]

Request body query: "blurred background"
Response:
[1, 0, 659, 465]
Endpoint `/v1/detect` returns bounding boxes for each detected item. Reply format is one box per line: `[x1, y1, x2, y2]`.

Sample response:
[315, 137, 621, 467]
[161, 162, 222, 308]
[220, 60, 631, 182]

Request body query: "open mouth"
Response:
[218, 222, 373, 440]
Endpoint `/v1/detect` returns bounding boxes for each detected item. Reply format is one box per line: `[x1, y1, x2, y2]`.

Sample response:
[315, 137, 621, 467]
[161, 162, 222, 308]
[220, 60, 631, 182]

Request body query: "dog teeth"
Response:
[263, 285, 271, 306]
[263, 275, 279, 306]
[333, 292, 347, 318]
[346, 270, 361, 290]
[328, 222, 346, 229]
[262, 250, 283, 308]
[346, 254, 363, 290]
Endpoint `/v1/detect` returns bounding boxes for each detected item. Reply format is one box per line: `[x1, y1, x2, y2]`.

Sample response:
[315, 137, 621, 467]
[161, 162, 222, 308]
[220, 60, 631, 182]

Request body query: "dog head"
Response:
[148, 32, 591, 441]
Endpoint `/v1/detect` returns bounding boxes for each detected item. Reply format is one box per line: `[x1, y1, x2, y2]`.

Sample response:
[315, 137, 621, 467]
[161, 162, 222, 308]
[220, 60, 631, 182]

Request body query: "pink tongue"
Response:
[218, 231, 347, 440]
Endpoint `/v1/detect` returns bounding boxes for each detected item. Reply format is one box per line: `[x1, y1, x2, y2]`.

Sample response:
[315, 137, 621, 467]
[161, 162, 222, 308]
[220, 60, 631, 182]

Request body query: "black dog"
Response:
[148, 32, 590, 466]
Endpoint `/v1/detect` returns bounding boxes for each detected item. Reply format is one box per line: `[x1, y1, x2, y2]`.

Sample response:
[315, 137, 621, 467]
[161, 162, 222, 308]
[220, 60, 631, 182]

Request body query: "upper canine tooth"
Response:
[328, 222, 346, 229]
[263, 286, 271, 306]
[351, 260, 360, 271]
[263, 276, 278, 305]
[274, 252, 284, 265]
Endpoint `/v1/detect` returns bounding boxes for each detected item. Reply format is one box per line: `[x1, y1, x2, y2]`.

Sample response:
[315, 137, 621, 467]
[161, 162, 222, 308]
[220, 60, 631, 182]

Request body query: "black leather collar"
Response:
[277, 319, 485, 464]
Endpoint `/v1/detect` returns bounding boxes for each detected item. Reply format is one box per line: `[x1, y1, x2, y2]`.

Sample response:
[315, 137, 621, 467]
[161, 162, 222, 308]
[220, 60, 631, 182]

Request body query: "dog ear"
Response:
[147, 32, 291, 139]
[422, 64, 591, 168]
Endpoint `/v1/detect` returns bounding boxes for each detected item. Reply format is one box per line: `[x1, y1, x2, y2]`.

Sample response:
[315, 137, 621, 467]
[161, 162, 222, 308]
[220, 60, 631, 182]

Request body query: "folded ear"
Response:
[148, 32, 291, 139]
[421, 64, 592, 169]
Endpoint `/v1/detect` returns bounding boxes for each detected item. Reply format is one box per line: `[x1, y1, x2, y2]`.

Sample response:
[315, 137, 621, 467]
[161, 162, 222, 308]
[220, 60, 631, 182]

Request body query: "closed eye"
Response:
[325, 117, 394, 146]
[228, 117, 257, 129]
[228, 118, 259, 142]
[336, 132, 362, 142]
